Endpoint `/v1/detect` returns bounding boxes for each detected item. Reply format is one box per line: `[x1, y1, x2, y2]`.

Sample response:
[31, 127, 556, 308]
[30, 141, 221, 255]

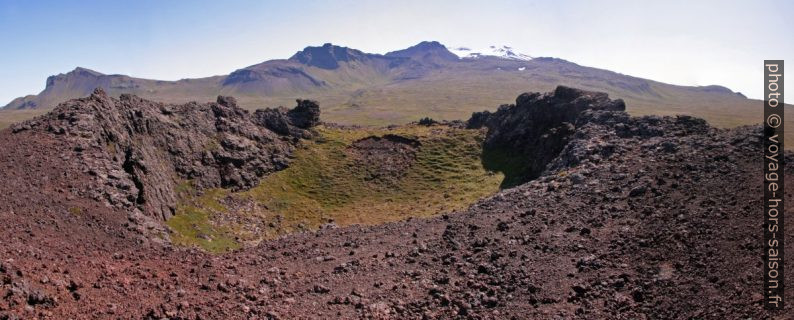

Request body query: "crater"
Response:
[168, 125, 504, 251]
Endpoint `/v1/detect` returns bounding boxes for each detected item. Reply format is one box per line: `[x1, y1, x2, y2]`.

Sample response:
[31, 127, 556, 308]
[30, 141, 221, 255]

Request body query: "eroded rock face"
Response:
[287, 99, 321, 129]
[253, 99, 321, 139]
[468, 86, 625, 184]
[11, 89, 316, 221]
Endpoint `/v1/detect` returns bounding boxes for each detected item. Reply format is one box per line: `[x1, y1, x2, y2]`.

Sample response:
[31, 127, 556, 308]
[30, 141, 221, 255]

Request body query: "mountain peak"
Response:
[410, 41, 446, 50]
[450, 45, 532, 61]
[289, 43, 369, 70]
[67, 67, 105, 77]
[385, 41, 458, 62]
[73, 66, 101, 73]
[45, 67, 105, 88]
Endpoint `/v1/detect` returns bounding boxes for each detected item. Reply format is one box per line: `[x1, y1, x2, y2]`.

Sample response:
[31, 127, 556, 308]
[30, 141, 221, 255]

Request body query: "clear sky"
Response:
[0, 0, 792, 105]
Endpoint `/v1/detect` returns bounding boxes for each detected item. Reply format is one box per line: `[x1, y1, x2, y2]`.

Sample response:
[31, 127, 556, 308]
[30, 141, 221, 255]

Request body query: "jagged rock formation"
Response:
[469, 86, 626, 185]
[547, 110, 711, 173]
[253, 99, 321, 139]
[10, 89, 318, 221]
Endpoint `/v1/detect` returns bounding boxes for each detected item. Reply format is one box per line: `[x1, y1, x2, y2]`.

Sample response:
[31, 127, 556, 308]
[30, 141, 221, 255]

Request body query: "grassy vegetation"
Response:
[0, 109, 48, 130]
[166, 183, 240, 253]
[166, 125, 505, 251]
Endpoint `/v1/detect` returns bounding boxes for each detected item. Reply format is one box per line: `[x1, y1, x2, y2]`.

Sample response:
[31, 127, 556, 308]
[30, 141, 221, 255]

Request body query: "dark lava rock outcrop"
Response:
[253, 99, 321, 139]
[10, 89, 318, 221]
[469, 85, 625, 185]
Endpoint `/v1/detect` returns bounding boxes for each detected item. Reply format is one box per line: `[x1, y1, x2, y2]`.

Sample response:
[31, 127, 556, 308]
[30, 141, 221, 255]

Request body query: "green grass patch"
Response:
[167, 124, 505, 249]
[166, 183, 240, 253]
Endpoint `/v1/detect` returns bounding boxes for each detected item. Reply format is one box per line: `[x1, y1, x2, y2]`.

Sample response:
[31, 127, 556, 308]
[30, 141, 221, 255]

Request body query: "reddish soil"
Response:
[1, 89, 792, 319]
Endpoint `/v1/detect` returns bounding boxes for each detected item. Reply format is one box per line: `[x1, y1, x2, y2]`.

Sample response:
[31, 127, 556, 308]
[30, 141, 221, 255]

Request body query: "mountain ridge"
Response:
[2, 41, 748, 111]
[1, 41, 781, 142]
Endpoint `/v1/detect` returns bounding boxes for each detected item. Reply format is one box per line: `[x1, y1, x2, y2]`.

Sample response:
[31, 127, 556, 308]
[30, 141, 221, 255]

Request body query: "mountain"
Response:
[1, 41, 785, 139]
[385, 41, 460, 64]
[3, 67, 225, 112]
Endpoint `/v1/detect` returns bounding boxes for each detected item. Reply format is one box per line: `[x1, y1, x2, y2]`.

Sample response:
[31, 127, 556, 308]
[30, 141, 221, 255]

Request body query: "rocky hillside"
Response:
[9, 89, 318, 224]
[0, 87, 791, 319]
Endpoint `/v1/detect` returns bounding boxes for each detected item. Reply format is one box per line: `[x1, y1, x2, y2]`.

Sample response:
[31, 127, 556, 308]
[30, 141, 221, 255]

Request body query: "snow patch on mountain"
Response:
[449, 45, 532, 61]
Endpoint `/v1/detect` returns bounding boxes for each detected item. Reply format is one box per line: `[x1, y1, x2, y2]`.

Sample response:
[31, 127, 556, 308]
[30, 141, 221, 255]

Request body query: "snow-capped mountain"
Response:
[449, 45, 532, 61]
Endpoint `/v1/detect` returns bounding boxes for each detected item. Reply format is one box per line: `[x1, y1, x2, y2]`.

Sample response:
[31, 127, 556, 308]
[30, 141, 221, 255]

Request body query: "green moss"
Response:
[174, 180, 195, 196]
[106, 141, 117, 156]
[203, 137, 220, 152]
[241, 125, 503, 232]
[167, 124, 505, 250]
[166, 187, 239, 253]
[68, 207, 82, 215]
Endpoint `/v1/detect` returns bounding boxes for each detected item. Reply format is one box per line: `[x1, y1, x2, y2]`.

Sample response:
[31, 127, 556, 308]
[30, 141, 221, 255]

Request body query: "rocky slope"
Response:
[0, 87, 791, 319]
[8, 89, 318, 224]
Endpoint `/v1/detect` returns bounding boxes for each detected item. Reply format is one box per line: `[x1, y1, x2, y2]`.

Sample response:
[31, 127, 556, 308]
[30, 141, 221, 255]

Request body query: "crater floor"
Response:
[167, 124, 507, 251]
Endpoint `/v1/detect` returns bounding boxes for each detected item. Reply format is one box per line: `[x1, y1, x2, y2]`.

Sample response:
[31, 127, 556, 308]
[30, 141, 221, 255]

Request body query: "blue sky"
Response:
[0, 0, 791, 104]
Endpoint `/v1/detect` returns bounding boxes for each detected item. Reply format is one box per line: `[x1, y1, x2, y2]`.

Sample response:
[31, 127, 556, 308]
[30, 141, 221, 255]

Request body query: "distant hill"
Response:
[2, 41, 787, 139]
